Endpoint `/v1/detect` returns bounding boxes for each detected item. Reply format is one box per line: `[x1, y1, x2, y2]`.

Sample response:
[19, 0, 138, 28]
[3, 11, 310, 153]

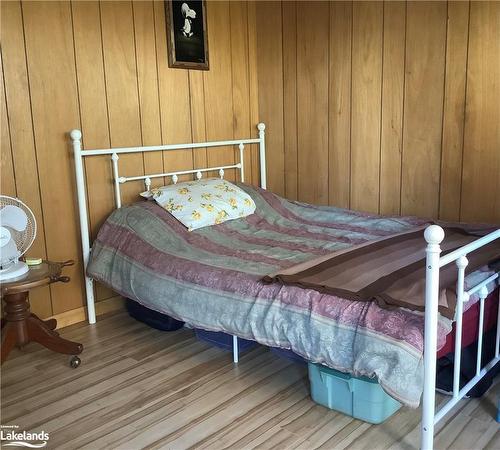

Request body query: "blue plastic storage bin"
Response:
[271, 347, 307, 365]
[194, 329, 256, 352]
[308, 363, 401, 424]
[126, 299, 184, 331]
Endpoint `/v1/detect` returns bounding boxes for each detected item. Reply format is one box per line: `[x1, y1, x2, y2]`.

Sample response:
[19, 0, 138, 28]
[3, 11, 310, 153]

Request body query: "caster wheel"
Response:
[70, 355, 81, 368]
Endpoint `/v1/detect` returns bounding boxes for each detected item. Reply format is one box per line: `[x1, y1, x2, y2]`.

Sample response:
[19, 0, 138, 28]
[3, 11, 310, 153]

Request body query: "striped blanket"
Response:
[264, 226, 500, 320]
[87, 184, 497, 407]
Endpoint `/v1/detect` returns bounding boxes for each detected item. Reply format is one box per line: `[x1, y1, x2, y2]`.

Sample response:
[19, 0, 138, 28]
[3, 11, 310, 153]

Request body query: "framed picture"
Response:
[165, 0, 209, 70]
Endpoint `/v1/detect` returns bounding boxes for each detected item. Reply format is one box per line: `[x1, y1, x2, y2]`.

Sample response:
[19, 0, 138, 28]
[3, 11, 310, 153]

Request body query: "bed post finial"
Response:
[424, 225, 445, 246]
[71, 129, 82, 142]
[421, 224, 444, 450]
[257, 123, 267, 190]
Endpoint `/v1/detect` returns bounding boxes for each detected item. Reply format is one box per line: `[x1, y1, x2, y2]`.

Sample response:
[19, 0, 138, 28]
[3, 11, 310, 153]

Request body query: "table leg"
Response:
[26, 316, 83, 355]
[1, 322, 18, 364]
[43, 318, 57, 331]
[2, 292, 30, 347]
[1, 291, 83, 364]
[31, 313, 57, 331]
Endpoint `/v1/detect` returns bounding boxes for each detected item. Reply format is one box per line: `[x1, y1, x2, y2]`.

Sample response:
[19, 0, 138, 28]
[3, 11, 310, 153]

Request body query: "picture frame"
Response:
[165, 0, 209, 70]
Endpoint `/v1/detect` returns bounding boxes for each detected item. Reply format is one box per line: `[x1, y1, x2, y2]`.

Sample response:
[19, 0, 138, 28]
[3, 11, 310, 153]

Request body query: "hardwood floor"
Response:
[1, 310, 499, 449]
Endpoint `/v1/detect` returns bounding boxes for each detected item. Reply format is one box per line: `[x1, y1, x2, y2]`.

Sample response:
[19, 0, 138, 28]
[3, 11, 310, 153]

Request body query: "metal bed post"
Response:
[232, 335, 239, 363]
[421, 225, 445, 450]
[257, 123, 266, 189]
[452, 255, 468, 398]
[496, 288, 500, 359]
[111, 153, 122, 209]
[71, 129, 96, 324]
[476, 286, 488, 376]
[239, 143, 245, 183]
[422, 227, 500, 449]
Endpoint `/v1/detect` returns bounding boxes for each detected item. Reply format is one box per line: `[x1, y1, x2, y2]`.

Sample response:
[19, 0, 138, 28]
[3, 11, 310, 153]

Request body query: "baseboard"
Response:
[48, 296, 125, 329]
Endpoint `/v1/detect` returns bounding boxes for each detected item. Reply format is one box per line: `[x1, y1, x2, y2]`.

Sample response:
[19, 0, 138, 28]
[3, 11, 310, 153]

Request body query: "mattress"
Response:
[87, 183, 498, 408]
[438, 289, 498, 359]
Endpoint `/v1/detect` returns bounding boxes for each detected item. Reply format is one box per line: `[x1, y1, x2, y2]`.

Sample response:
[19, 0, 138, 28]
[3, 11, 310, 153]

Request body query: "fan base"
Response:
[0, 261, 29, 281]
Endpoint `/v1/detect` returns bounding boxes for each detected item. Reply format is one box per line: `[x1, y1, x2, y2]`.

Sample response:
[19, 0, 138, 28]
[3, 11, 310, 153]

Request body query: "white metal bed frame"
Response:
[422, 226, 499, 449]
[70, 123, 499, 450]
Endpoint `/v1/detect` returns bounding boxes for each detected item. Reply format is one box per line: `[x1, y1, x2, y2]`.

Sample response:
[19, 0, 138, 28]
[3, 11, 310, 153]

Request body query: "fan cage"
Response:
[0, 195, 37, 266]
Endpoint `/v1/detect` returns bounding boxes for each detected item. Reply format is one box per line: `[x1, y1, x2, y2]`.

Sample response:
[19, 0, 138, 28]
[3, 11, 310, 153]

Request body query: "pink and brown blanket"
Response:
[263, 225, 500, 320]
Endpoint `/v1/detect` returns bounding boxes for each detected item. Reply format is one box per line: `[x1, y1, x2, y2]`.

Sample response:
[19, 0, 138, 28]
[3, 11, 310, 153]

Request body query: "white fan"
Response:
[0, 196, 37, 281]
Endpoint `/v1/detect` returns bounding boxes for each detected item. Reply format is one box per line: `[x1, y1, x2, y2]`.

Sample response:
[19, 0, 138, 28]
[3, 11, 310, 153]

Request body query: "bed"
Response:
[71, 124, 500, 450]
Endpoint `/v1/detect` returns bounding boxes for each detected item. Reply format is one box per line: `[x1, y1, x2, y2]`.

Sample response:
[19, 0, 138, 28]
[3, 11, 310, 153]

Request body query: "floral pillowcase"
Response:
[141, 178, 256, 231]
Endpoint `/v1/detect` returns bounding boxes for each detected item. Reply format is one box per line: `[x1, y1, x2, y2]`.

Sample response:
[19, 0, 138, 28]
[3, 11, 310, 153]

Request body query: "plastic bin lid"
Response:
[314, 363, 378, 384]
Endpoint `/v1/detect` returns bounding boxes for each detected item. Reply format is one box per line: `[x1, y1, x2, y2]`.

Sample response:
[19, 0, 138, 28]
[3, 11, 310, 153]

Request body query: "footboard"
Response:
[421, 225, 500, 450]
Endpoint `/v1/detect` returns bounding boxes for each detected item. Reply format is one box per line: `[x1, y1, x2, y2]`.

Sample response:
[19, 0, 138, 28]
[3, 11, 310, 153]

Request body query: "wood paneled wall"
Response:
[1, 0, 259, 319]
[2, 0, 499, 323]
[257, 1, 500, 223]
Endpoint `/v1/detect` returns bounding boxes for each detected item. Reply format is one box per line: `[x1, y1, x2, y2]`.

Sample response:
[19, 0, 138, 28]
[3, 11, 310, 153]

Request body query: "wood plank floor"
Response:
[1, 310, 499, 449]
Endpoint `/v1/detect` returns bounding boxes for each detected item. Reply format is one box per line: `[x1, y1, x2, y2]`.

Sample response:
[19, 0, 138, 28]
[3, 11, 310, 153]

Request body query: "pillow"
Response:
[142, 178, 256, 231]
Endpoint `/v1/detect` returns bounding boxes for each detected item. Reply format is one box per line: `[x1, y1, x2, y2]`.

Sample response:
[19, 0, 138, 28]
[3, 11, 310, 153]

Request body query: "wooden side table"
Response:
[1, 260, 83, 366]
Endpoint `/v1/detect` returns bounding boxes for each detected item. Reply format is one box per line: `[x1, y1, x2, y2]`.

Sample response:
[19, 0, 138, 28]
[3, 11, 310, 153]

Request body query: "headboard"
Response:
[70, 123, 266, 324]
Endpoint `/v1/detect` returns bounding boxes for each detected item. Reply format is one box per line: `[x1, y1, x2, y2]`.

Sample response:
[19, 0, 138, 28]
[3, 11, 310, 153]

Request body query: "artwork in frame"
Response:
[165, 0, 209, 70]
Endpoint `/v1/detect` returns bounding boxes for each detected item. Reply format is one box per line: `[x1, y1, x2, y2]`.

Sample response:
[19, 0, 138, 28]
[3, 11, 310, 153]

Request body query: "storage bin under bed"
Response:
[308, 363, 401, 424]
[194, 329, 257, 352]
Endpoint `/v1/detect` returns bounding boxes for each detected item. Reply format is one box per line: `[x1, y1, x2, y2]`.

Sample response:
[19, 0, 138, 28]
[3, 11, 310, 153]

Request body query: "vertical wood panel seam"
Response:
[348, 0, 353, 209]
[150, 0, 165, 174]
[187, 71, 194, 145]
[153, 0, 174, 186]
[292, 2, 299, 200]
[281, 1, 286, 196]
[458, 0, 471, 222]
[18, 0, 53, 315]
[198, 43, 208, 166]
[244, 1, 253, 182]
[437, 0, 450, 219]
[130, 0, 146, 176]
[202, 71, 208, 162]
[327, 0, 331, 205]
[69, 1, 91, 234]
[281, 1, 284, 193]
[19, 1, 49, 245]
[69, 2, 84, 135]
[244, 0, 253, 182]
[247, 1, 252, 181]
[186, 69, 195, 168]
[398, 0, 408, 216]
[98, 1, 113, 149]
[1, 49, 17, 196]
[152, 0, 165, 150]
[292, 1, 298, 199]
[378, 1, 386, 214]
[228, 1, 236, 168]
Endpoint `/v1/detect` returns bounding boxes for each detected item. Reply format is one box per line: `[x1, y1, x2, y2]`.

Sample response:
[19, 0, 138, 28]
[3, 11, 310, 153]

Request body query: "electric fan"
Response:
[0, 195, 37, 281]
